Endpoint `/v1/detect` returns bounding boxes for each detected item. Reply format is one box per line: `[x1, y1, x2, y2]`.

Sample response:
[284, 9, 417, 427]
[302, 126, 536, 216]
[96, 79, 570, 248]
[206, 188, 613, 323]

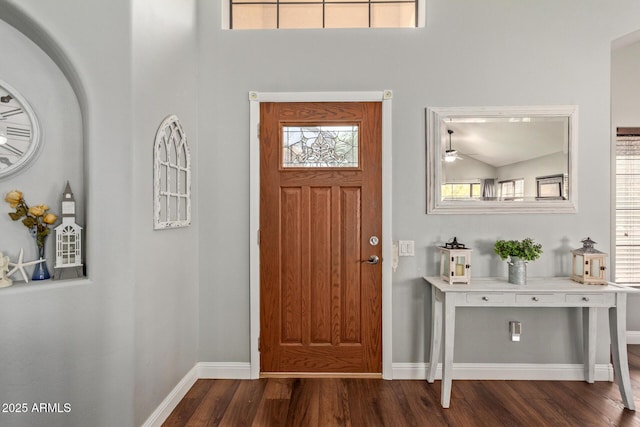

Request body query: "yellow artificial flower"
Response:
[4, 190, 22, 208]
[5, 190, 58, 251]
[28, 205, 46, 217]
[43, 213, 57, 225]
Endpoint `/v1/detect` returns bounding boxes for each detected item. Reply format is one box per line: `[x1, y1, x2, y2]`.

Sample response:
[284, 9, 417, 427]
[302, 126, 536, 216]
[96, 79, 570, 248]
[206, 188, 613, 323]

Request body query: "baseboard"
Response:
[392, 362, 614, 382]
[198, 362, 252, 379]
[628, 331, 640, 344]
[140, 364, 199, 427]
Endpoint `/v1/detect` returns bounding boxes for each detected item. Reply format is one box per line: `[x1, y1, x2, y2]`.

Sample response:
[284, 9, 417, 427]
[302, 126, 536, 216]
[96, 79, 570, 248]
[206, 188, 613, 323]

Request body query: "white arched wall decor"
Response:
[154, 115, 192, 229]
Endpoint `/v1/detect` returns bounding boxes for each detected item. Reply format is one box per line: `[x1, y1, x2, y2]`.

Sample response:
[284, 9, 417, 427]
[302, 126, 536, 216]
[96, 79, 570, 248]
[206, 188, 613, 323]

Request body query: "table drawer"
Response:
[515, 293, 563, 304]
[565, 293, 609, 305]
[466, 293, 507, 304]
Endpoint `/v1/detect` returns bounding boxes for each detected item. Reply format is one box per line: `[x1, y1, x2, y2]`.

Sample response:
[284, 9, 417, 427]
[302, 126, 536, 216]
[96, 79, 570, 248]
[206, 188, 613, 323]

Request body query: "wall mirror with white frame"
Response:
[426, 105, 578, 214]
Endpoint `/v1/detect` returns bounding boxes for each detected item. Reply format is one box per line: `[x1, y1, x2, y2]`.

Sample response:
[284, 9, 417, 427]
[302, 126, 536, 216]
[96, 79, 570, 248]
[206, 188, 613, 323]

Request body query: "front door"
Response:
[260, 101, 382, 374]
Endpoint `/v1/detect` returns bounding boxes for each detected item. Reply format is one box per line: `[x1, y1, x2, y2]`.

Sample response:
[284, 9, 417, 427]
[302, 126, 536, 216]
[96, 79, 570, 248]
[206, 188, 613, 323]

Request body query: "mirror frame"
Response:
[426, 105, 578, 214]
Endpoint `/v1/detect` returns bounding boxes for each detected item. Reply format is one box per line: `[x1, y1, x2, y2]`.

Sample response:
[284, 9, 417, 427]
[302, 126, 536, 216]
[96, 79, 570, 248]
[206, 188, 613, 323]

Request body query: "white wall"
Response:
[197, 0, 640, 367]
[612, 37, 640, 331]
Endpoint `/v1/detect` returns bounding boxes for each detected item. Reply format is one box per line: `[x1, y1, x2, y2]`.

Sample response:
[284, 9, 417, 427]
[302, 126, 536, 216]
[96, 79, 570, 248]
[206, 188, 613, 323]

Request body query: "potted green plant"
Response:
[494, 238, 543, 285]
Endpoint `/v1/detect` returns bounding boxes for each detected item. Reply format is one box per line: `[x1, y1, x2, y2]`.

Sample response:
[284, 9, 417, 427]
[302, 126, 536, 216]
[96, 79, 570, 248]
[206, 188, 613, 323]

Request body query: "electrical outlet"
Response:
[509, 321, 521, 342]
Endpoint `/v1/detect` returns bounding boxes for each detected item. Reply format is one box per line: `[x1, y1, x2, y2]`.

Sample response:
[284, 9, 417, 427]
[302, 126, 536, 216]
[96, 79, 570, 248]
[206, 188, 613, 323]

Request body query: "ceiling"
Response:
[444, 118, 569, 168]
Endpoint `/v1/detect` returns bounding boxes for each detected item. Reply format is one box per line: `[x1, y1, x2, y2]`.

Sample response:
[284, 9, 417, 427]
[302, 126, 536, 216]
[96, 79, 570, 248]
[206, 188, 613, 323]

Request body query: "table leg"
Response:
[609, 292, 636, 410]
[582, 307, 596, 383]
[427, 287, 442, 383]
[441, 295, 456, 408]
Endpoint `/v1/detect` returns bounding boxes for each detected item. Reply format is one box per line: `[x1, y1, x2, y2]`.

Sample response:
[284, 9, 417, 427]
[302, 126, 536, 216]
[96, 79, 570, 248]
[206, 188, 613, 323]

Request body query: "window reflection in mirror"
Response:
[427, 106, 578, 214]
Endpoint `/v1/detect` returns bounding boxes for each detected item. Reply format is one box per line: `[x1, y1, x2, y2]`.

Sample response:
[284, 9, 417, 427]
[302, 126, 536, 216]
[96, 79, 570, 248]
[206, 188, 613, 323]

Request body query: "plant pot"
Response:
[508, 256, 527, 285]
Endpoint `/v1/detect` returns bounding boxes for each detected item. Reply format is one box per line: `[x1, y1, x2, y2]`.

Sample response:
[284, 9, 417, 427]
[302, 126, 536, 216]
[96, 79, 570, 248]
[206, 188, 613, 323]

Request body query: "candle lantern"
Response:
[571, 237, 608, 285]
[440, 237, 472, 284]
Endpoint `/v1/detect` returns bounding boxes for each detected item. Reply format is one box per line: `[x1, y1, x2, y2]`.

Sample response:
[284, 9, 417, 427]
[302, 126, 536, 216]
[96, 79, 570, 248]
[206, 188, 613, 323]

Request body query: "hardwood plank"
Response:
[284, 379, 320, 426]
[251, 378, 293, 427]
[216, 380, 266, 427]
[375, 380, 417, 427]
[345, 378, 385, 426]
[251, 399, 290, 427]
[262, 378, 293, 400]
[318, 378, 352, 427]
[398, 380, 449, 426]
[162, 380, 211, 427]
[182, 380, 239, 427]
[452, 381, 525, 427]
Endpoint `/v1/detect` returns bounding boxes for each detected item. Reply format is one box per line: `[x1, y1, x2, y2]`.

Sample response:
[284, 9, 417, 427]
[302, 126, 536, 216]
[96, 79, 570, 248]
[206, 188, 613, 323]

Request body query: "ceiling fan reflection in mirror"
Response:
[444, 129, 463, 162]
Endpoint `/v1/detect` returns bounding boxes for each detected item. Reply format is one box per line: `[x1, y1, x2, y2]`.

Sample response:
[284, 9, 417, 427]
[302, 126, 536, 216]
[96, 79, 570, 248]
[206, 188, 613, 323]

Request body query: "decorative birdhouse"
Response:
[53, 182, 84, 280]
[440, 237, 472, 284]
[571, 237, 608, 285]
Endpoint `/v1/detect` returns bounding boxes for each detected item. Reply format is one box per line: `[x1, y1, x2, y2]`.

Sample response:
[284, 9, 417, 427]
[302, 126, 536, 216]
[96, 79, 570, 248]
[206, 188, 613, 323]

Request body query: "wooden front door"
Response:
[260, 101, 382, 374]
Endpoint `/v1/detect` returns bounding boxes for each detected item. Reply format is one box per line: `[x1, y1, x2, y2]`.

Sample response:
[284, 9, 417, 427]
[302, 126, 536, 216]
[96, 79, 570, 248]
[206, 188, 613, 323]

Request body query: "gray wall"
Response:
[1, 1, 640, 426]
[0, 1, 135, 426]
[131, 0, 199, 425]
[612, 36, 640, 331]
[197, 0, 640, 367]
[0, 0, 199, 426]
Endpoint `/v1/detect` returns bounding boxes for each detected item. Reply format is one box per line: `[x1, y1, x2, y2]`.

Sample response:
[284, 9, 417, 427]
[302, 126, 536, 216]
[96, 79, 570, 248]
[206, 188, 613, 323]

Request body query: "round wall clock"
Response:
[0, 80, 41, 179]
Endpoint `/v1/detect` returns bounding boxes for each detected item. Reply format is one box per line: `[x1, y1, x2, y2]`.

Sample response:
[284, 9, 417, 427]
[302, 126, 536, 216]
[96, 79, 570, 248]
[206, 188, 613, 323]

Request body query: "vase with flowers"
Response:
[494, 237, 543, 285]
[4, 190, 58, 280]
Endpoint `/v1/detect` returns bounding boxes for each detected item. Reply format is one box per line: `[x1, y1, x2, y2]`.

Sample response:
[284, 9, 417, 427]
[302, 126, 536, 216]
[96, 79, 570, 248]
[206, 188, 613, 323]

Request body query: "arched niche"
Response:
[0, 4, 87, 280]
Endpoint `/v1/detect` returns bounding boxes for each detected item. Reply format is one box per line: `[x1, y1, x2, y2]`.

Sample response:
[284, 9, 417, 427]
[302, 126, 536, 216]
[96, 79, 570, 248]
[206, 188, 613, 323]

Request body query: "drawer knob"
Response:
[532, 297, 539, 302]
[582, 297, 590, 302]
[482, 296, 489, 301]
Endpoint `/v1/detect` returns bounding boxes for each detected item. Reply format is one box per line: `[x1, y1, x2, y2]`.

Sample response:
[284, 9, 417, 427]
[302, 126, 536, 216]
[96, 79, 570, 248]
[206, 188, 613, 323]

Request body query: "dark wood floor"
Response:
[163, 345, 640, 426]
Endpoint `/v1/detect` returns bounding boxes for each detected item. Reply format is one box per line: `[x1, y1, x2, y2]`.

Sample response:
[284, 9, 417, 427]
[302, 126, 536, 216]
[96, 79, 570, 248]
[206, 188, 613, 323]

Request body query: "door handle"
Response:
[362, 255, 380, 264]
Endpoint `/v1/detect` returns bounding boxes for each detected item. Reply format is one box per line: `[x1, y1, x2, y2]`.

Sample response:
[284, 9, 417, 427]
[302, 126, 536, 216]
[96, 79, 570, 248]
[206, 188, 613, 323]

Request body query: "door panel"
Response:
[260, 101, 382, 373]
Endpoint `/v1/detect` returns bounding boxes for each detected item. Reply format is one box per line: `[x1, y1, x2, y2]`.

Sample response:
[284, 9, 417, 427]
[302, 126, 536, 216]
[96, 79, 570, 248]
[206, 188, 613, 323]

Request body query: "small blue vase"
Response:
[32, 240, 50, 281]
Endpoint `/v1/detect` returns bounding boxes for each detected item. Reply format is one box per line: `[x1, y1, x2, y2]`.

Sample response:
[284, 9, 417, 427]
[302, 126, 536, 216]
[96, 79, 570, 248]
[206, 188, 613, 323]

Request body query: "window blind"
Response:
[615, 133, 640, 284]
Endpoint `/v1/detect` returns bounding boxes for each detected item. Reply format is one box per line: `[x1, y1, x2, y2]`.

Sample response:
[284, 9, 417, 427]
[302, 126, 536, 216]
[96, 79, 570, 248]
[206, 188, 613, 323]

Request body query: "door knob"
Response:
[362, 255, 380, 264]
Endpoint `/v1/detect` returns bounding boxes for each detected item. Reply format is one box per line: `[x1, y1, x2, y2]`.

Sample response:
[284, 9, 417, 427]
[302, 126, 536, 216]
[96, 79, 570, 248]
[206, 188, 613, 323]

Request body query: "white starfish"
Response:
[7, 248, 45, 283]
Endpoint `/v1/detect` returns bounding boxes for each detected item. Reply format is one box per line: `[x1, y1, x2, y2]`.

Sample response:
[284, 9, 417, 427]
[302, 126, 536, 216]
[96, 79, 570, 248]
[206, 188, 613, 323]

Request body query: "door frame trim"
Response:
[249, 91, 393, 379]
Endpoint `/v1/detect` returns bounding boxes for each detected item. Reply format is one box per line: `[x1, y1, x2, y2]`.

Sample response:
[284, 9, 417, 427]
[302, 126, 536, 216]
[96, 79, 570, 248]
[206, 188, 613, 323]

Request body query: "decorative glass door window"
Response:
[282, 125, 359, 168]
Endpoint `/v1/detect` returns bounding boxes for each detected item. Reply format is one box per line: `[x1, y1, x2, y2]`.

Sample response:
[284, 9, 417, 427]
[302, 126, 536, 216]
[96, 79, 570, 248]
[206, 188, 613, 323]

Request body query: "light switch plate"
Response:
[398, 240, 415, 257]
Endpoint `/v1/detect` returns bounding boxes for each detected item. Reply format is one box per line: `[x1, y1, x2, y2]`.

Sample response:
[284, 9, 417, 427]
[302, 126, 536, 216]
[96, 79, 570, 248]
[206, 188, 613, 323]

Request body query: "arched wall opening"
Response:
[0, 2, 88, 282]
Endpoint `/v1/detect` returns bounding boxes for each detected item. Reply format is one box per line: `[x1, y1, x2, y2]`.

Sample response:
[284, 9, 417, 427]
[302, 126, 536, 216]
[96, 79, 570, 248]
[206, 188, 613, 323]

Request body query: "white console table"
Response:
[423, 276, 637, 410]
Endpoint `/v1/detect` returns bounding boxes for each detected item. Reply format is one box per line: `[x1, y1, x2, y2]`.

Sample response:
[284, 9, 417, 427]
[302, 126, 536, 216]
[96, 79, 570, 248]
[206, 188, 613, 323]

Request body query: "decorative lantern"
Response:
[440, 237, 472, 284]
[571, 237, 608, 285]
[53, 182, 84, 280]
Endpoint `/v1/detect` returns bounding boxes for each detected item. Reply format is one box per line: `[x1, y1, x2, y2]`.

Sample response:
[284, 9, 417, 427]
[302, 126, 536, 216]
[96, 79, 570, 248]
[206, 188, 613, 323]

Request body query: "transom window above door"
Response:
[229, 0, 418, 29]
